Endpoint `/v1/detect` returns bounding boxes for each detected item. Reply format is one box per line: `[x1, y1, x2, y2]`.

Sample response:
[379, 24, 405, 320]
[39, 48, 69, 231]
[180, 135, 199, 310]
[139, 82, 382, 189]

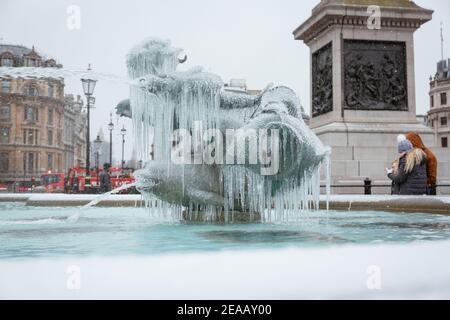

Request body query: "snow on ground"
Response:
[0, 193, 31, 201]
[1, 240, 450, 299]
[0, 193, 142, 202]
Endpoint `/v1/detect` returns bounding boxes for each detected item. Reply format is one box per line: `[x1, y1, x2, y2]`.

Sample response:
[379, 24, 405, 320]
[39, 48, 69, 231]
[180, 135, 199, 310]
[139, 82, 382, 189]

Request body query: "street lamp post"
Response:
[93, 135, 102, 175]
[15, 150, 21, 193]
[81, 64, 97, 188]
[120, 125, 127, 169]
[108, 114, 114, 165]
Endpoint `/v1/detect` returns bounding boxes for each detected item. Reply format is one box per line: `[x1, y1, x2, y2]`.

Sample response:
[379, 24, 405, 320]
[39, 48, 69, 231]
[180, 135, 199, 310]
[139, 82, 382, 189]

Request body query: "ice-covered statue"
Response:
[118, 38, 330, 221]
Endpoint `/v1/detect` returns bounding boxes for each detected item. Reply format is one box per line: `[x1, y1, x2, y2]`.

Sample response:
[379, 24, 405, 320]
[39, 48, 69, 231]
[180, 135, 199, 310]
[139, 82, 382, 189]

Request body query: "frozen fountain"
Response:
[121, 38, 331, 222]
[0, 37, 331, 222]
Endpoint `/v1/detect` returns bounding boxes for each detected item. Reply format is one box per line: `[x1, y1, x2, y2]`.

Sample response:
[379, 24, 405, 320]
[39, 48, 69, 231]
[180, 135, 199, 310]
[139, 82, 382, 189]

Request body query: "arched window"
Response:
[1, 54, 13, 67]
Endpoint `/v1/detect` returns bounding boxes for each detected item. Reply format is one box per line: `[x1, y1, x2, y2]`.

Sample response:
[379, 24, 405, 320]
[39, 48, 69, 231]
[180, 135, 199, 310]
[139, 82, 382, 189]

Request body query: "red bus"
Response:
[40, 172, 65, 193]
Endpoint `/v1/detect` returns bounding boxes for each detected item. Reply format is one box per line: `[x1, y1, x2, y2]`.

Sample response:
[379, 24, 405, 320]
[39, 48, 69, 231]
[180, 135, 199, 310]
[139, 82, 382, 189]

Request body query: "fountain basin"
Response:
[2, 200, 450, 299]
[1, 194, 449, 215]
[1, 201, 450, 258]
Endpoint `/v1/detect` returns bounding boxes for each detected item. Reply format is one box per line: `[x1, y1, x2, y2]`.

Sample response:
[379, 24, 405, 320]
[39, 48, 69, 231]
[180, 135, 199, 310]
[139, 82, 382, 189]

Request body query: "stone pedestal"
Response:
[293, 0, 443, 191]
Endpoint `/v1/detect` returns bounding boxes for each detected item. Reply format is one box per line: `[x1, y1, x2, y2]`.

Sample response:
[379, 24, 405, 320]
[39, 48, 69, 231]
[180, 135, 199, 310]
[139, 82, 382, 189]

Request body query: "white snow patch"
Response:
[0, 194, 30, 201]
[25, 193, 142, 202]
[1, 241, 450, 299]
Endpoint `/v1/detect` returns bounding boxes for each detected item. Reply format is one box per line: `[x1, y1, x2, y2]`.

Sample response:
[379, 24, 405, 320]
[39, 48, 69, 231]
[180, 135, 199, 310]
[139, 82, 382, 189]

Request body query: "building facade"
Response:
[63, 94, 87, 171]
[428, 59, 450, 148]
[0, 44, 86, 191]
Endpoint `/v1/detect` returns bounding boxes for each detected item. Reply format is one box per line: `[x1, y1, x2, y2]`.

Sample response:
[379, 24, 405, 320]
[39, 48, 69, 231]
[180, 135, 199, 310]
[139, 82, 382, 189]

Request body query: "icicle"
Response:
[325, 152, 331, 211]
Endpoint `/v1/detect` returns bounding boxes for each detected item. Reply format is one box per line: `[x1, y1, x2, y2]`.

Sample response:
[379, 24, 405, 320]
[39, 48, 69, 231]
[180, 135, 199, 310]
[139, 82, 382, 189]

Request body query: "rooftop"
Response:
[0, 44, 33, 57]
[0, 43, 60, 65]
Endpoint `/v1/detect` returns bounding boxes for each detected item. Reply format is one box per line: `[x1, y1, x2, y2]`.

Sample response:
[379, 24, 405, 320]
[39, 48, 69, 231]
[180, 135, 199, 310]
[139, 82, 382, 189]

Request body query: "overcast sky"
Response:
[1, 0, 449, 162]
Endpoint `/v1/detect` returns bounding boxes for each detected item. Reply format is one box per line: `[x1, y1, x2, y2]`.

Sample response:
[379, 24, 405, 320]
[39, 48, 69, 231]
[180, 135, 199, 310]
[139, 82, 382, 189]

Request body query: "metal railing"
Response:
[321, 178, 450, 195]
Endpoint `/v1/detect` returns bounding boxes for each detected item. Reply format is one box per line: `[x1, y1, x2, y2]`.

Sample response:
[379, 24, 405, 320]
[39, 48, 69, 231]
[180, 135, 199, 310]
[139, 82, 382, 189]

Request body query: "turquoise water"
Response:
[1, 202, 450, 258]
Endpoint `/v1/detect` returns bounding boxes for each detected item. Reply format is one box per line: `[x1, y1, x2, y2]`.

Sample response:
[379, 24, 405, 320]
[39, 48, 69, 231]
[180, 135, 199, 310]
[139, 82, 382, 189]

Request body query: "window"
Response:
[0, 127, 9, 144]
[441, 92, 447, 106]
[2, 80, 11, 94]
[1, 56, 13, 67]
[442, 137, 448, 148]
[430, 95, 434, 108]
[42, 174, 61, 185]
[48, 85, 54, 97]
[48, 109, 53, 125]
[24, 106, 38, 121]
[24, 86, 38, 96]
[0, 105, 10, 120]
[64, 122, 72, 143]
[24, 152, 37, 173]
[57, 154, 62, 171]
[0, 153, 8, 172]
[23, 129, 38, 145]
[47, 153, 53, 170]
[441, 117, 448, 127]
[76, 143, 82, 158]
[47, 129, 53, 146]
[25, 58, 39, 67]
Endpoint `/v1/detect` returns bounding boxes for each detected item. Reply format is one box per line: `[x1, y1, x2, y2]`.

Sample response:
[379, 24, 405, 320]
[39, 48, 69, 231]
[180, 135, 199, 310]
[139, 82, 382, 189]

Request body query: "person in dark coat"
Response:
[387, 135, 427, 195]
[406, 132, 437, 195]
[99, 163, 112, 193]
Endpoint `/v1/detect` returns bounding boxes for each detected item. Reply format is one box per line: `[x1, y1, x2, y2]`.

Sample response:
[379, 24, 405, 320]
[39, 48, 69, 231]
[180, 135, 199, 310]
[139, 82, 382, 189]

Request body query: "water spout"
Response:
[83, 182, 138, 208]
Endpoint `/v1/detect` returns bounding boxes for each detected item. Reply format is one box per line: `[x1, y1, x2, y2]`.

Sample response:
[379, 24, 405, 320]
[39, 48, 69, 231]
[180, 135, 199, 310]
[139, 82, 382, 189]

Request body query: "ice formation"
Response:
[127, 38, 331, 222]
[0, 38, 331, 221]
